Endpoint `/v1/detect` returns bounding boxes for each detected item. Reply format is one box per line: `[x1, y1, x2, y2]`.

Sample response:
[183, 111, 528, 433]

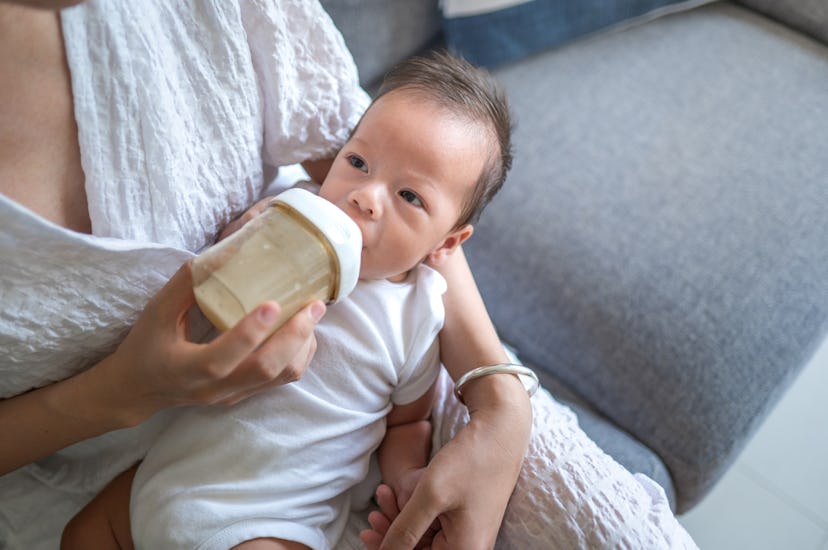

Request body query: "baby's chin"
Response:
[357, 264, 411, 283]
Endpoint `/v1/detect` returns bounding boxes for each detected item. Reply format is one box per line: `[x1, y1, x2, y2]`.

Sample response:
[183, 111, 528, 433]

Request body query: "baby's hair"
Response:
[373, 51, 513, 227]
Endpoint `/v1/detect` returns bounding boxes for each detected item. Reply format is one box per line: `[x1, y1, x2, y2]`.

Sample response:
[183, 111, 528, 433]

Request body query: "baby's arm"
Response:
[376, 383, 436, 508]
[361, 385, 439, 549]
[61, 464, 138, 550]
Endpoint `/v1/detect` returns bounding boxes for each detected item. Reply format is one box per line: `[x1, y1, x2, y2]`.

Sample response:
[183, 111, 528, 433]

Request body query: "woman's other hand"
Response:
[360, 471, 438, 550]
[362, 376, 531, 550]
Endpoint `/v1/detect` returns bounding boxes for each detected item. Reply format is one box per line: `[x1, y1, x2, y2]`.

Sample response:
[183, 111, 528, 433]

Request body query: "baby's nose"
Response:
[351, 184, 384, 219]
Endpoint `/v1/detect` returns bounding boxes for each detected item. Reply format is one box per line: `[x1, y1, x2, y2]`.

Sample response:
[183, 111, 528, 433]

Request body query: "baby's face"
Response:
[320, 90, 485, 281]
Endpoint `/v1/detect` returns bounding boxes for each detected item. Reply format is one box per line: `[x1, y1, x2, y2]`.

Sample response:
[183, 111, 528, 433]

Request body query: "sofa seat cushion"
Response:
[464, 1, 828, 512]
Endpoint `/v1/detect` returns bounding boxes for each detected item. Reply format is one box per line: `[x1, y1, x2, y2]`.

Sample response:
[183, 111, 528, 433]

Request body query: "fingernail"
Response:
[309, 301, 326, 323]
[258, 303, 279, 325]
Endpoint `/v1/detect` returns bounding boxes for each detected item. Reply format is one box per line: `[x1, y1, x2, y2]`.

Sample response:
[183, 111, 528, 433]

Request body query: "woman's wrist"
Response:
[454, 364, 539, 405]
[461, 368, 532, 416]
[68, 354, 152, 430]
[461, 372, 533, 459]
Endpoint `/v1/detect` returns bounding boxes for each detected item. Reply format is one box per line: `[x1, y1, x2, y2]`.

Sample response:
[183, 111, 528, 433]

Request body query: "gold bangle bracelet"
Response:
[453, 363, 540, 405]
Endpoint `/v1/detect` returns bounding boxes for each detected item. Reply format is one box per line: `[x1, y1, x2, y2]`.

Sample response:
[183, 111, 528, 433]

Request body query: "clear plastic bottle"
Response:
[192, 188, 361, 332]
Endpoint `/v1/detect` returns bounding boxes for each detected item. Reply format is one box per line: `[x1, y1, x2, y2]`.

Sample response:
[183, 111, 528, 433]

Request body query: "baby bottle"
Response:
[192, 188, 361, 332]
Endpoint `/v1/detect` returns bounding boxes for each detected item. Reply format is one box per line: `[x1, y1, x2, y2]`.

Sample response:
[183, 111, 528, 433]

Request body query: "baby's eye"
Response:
[347, 154, 368, 173]
[399, 189, 423, 207]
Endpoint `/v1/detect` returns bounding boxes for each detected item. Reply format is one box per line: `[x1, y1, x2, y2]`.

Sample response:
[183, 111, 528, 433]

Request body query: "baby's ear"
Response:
[427, 224, 474, 264]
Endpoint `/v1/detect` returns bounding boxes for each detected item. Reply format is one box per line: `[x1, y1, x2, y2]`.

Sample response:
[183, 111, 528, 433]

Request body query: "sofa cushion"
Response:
[441, 0, 717, 67]
[738, 0, 828, 46]
[463, 2, 828, 512]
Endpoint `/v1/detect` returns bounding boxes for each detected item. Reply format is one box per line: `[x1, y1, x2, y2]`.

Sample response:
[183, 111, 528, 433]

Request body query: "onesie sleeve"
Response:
[392, 267, 448, 405]
[239, 0, 371, 167]
[392, 337, 443, 406]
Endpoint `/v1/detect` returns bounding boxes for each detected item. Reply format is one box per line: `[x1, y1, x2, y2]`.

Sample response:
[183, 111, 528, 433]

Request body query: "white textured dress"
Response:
[0, 1, 697, 548]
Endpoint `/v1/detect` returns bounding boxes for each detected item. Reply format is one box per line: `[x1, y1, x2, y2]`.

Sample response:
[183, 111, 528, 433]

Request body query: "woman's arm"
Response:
[0, 262, 324, 476]
[378, 247, 532, 549]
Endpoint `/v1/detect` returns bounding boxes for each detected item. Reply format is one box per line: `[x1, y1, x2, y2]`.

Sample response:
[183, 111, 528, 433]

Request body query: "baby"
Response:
[62, 51, 512, 550]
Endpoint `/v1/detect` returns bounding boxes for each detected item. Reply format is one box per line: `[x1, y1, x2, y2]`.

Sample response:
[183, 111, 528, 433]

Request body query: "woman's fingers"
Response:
[245, 300, 323, 383]
[201, 300, 325, 403]
[207, 302, 286, 378]
[379, 483, 442, 550]
[217, 329, 318, 405]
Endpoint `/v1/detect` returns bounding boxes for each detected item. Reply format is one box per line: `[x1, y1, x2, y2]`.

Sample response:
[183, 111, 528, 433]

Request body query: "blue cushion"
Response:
[442, 0, 715, 67]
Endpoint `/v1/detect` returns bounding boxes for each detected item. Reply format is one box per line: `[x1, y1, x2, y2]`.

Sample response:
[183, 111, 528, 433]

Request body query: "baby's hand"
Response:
[218, 196, 273, 241]
[390, 467, 426, 512]
[360, 469, 440, 550]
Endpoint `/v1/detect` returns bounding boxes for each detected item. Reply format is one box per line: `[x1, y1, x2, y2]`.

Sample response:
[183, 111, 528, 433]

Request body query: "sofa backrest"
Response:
[321, 0, 720, 86]
[738, 0, 828, 46]
[319, 0, 440, 88]
[441, 0, 718, 67]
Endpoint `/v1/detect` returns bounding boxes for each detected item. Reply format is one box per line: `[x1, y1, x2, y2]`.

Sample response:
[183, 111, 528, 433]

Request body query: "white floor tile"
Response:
[737, 336, 828, 525]
[679, 464, 826, 550]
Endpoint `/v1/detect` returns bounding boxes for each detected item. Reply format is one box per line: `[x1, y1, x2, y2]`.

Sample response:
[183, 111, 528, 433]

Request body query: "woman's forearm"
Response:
[434, 247, 532, 420]
[435, 248, 507, 376]
[0, 356, 130, 476]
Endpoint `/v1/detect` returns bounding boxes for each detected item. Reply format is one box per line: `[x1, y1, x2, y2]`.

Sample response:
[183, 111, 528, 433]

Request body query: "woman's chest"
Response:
[0, 7, 89, 234]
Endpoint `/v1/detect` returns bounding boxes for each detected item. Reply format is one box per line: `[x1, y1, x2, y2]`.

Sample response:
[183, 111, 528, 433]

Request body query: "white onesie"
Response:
[130, 265, 446, 550]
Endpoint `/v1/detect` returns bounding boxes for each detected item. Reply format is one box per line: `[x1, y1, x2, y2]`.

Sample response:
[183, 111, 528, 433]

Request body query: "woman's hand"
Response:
[360, 470, 439, 550]
[0, 259, 325, 476]
[104, 260, 325, 426]
[104, 193, 324, 422]
[361, 376, 531, 550]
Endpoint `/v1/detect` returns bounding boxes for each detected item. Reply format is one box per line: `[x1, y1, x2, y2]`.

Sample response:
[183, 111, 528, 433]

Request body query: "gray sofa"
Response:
[321, 0, 828, 515]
